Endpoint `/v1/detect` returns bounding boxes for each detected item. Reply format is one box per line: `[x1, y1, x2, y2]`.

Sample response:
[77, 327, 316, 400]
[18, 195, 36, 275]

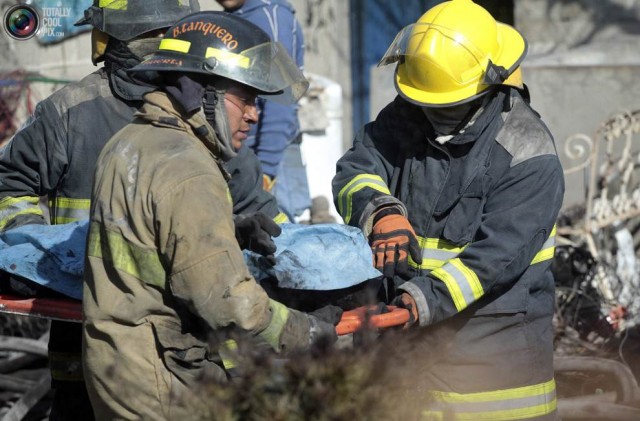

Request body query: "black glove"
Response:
[308, 314, 338, 345]
[306, 305, 342, 346]
[391, 292, 419, 328]
[309, 305, 344, 326]
[234, 212, 282, 265]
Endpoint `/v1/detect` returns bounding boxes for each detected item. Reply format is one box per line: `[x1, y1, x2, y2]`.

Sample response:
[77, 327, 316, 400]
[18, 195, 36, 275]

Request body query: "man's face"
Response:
[224, 83, 258, 150]
[215, 0, 245, 11]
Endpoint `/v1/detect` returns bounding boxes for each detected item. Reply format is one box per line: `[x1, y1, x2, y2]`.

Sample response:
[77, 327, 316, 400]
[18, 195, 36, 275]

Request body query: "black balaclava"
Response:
[161, 73, 237, 161]
[104, 37, 161, 101]
[422, 93, 490, 142]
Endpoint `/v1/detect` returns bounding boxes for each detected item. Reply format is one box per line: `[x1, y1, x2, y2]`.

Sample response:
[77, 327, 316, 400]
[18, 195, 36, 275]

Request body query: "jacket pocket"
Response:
[441, 194, 484, 245]
[151, 318, 220, 387]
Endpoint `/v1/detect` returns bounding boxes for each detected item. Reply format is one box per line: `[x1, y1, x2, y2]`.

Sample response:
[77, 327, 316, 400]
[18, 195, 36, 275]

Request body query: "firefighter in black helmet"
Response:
[0, 2, 286, 420]
[82, 11, 337, 419]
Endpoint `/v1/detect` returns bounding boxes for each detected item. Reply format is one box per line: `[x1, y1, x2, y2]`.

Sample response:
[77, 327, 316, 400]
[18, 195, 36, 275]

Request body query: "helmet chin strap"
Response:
[161, 74, 237, 161]
[203, 84, 236, 161]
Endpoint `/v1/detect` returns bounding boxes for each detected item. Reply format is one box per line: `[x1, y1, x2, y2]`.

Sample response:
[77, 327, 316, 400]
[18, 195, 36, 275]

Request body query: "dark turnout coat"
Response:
[333, 88, 563, 420]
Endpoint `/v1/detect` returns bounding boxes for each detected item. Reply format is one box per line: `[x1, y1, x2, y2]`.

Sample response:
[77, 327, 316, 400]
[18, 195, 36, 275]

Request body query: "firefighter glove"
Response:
[310, 305, 344, 326]
[370, 209, 422, 278]
[234, 212, 282, 265]
[308, 314, 338, 345]
[391, 292, 419, 328]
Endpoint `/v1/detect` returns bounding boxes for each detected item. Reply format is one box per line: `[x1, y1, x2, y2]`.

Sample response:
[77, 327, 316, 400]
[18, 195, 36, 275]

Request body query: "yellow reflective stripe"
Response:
[531, 248, 554, 265]
[220, 339, 238, 371]
[159, 38, 191, 53]
[258, 299, 290, 351]
[225, 186, 232, 204]
[273, 212, 289, 224]
[52, 197, 90, 210]
[431, 258, 483, 312]
[420, 237, 466, 253]
[425, 379, 557, 420]
[531, 225, 556, 265]
[0, 196, 43, 230]
[409, 236, 466, 270]
[50, 197, 91, 224]
[337, 174, 390, 224]
[87, 223, 166, 288]
[99, 0, 127, 10]
[205, 47, 250, 68]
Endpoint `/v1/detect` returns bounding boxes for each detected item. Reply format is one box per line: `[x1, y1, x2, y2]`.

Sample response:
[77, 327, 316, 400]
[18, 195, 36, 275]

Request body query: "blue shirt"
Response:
[232, 0, 304, 177]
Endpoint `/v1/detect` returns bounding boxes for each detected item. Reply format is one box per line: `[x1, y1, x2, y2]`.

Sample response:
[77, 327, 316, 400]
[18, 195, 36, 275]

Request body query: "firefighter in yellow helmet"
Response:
[82, 11, 339, 420]
[333, 1, 562, 419]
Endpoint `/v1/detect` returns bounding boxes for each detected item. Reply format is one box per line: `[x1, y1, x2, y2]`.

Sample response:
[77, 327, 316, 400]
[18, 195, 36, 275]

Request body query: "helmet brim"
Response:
[129, 50, 309, 105]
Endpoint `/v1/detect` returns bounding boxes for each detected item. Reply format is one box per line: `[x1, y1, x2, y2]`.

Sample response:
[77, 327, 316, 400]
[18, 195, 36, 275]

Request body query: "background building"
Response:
[2, 0, 640, 208]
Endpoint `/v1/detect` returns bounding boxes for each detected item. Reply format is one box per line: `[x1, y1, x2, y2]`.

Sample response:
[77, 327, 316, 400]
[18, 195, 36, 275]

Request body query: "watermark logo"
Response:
[4, 4, 40, 40]
[3, 3, 72, 40]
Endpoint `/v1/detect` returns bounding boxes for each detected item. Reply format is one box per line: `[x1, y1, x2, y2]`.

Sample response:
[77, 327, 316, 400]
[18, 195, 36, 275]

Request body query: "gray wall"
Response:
[518, 0, 640, 206]
[289, 0, 352, 147]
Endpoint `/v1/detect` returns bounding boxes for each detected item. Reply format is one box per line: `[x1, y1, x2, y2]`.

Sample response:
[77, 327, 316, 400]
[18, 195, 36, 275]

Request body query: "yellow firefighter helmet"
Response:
[379, 0, 527, 107]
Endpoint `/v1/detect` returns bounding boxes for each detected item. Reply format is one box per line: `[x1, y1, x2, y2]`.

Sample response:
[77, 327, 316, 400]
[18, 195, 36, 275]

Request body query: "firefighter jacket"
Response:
[333, 89, 564, 420]
[83, 91, 314, 420]
[231, 0, 304, 177]
[0, 68, 283, 232]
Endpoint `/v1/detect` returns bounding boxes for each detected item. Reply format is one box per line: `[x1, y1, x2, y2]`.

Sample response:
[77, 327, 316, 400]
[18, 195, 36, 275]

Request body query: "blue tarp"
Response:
[0, 220, 87, 299]
[244, 223, 381, 290]
[0, 220, 380, 299]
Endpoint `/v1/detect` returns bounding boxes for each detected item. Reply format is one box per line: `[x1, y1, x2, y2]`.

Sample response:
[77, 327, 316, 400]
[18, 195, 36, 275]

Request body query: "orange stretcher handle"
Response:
[0, 294, 83, 322]
[335, 305, 410, 336]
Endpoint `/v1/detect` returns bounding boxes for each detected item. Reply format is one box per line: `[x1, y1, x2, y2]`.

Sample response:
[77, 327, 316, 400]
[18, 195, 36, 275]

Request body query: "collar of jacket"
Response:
[136, 91, 231, 179]
[442, 90, 507, 147]
[236, 0, 296, 15]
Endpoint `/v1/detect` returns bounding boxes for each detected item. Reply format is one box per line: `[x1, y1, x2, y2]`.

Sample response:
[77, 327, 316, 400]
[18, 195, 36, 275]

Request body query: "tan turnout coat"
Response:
[83, 91, 311, 420]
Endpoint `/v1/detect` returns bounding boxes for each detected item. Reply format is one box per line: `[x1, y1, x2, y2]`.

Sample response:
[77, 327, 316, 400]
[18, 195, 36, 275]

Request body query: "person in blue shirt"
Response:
[216, 0, 311, 220]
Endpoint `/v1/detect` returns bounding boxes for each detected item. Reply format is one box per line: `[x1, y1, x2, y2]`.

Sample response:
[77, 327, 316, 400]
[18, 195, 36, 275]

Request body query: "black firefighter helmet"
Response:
[75, 0, 200, 42]
[128, 11, 309, 105]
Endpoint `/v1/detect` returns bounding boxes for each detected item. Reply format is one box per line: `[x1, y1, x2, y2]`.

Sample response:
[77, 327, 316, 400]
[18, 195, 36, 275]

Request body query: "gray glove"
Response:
[309, 305, 342, 345]
[308, 314, 338, 346]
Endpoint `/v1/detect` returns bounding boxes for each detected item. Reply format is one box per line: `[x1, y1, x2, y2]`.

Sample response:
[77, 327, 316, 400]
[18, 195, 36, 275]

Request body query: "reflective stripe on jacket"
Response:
[0, 70, 282, 232]
[333, 89, 564, 322]
[333, 88, 563, 419]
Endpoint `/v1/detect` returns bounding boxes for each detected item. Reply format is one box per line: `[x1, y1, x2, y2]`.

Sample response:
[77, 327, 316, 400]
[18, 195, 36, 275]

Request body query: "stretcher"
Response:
[0, 293, 409, 335]
[0, 294, 82, 322]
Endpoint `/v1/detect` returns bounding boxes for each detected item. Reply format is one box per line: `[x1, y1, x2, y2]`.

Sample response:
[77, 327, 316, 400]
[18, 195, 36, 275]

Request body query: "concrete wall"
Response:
[288, 0, 352, 148]
[518, 0, 640, 206]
